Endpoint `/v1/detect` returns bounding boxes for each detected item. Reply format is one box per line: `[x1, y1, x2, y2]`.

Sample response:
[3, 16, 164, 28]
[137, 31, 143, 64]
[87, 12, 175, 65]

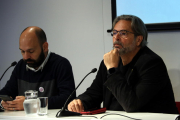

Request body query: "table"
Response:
[0, 109, 179, 120]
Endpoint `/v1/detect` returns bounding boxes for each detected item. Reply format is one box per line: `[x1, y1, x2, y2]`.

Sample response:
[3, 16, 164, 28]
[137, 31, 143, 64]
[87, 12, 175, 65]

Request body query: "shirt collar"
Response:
[26, 50, 51, 72]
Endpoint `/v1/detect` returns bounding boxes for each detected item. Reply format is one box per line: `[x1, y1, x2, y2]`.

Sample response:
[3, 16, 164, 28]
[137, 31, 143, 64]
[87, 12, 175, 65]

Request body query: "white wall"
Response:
[0, 0, 180, 102]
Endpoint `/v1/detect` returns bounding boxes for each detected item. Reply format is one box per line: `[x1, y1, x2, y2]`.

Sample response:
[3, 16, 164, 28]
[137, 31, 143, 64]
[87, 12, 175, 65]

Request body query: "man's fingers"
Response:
[68, 99, 84, 113]
[4, 103, 16, 108]
[2, 100, 22, 111]
[7, 107, 16, 111]
[72, 99, 80, 112]
[68, 104, 72, 111]
[3, 104, 17, 111]
[1, 101, 9, 108]
[15, 96, 25, 99]
[112, 48, 119, 54]
[68, 100, 76, 112]
[6, 101, 16, 105]
[77, 99, 84, 112]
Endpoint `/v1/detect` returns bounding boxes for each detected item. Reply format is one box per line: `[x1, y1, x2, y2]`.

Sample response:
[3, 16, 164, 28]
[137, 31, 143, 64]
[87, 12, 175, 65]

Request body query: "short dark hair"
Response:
[21, 26, 47, 46]
[112, 15, 148, 47]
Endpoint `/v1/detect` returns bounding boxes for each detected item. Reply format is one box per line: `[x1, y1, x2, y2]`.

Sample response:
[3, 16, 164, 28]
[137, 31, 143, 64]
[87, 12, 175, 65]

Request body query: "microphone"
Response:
[56, 68, 97, 117]
[0, 61, 17, 81]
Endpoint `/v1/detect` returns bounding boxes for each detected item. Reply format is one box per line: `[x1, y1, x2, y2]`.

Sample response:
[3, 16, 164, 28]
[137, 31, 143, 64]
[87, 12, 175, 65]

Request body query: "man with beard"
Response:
[67, 15, 178, 114]
[0, 26, 76, 111]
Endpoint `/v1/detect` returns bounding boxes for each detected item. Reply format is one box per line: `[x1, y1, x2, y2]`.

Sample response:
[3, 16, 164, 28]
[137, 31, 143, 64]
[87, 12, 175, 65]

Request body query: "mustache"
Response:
[23, 59, 35, 63]
[113, 41, 124, 48]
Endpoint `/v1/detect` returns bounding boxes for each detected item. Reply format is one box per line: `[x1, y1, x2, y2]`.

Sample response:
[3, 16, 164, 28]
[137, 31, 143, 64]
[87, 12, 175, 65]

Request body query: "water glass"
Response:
[37, 97, 48, 115]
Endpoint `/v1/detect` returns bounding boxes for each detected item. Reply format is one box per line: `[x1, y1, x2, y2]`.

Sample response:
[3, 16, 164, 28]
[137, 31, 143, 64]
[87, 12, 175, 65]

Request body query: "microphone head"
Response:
[91, 68, 97, 73]
[107, 29, 112, 33]
[11, 61, 17, 66]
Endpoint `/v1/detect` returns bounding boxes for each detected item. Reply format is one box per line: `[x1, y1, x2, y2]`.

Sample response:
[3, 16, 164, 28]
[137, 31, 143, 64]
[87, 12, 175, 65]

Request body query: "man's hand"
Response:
[1, 96, 25, 111]
[68, 99, 84, 113]
[103, 49, 119, 70]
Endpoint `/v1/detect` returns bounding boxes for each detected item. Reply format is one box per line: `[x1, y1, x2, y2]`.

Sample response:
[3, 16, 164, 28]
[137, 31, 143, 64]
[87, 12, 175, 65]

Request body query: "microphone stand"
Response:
[56, 68, 97, 117]
[0, 61, 17, 104]
[0, 61, 17, 81]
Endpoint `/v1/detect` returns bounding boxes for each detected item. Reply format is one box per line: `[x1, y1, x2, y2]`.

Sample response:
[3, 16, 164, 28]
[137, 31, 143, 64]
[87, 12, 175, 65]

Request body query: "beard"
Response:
[113, 39, 136, 56]
[24, 48, 45, 69]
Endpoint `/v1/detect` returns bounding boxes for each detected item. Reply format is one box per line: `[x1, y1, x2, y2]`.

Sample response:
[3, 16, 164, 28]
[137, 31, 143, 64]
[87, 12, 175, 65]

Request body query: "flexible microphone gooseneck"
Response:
[0, 61, 17, 81]
[56, 68, 97, 117]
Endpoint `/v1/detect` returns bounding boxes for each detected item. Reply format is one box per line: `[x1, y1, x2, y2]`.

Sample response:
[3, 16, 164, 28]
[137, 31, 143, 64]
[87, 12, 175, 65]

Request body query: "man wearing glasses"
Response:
[68, 15, 178, 114]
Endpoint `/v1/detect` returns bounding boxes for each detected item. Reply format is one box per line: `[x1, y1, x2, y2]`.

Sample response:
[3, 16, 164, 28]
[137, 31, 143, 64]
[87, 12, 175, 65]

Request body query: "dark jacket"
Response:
[78, 46, 178, 114]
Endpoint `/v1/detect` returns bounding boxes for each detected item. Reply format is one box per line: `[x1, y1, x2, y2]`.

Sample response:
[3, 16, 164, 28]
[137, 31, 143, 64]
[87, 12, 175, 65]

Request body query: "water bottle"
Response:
[23, 90, 38, 115]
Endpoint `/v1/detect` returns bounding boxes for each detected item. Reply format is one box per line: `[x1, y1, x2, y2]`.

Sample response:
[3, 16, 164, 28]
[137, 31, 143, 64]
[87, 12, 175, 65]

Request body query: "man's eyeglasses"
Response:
[111, 30, 134, 39]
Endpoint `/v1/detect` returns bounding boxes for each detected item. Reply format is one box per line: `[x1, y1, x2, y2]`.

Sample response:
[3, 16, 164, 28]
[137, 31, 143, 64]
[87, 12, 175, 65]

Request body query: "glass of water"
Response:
[23, 90, 38, 115]
[37, 97, 48, 115]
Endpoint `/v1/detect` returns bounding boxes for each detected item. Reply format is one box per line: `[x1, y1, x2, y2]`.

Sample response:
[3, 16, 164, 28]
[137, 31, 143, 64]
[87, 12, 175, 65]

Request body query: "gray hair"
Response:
[112, 15, 148, 47]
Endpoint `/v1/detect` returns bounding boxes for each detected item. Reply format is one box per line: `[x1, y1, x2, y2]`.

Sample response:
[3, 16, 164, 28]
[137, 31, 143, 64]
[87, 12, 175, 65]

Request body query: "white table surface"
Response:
[0, 109, 179, 120]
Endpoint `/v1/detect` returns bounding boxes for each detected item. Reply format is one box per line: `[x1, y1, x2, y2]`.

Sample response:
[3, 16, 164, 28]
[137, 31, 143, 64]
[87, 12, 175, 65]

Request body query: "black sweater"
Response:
[0, 52, 76, 109]
[78, 46, 178, 114]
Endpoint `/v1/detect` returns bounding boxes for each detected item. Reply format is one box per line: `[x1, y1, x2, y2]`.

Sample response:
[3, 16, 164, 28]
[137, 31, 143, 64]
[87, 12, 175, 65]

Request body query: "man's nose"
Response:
[113, 32, 121, 41]
[23, 52, 31, 60]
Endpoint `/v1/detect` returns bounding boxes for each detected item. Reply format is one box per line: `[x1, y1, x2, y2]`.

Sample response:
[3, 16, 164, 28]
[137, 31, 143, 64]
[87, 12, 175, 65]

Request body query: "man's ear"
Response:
[43, 42, 48, 52]
[136, 35, 143, 46]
